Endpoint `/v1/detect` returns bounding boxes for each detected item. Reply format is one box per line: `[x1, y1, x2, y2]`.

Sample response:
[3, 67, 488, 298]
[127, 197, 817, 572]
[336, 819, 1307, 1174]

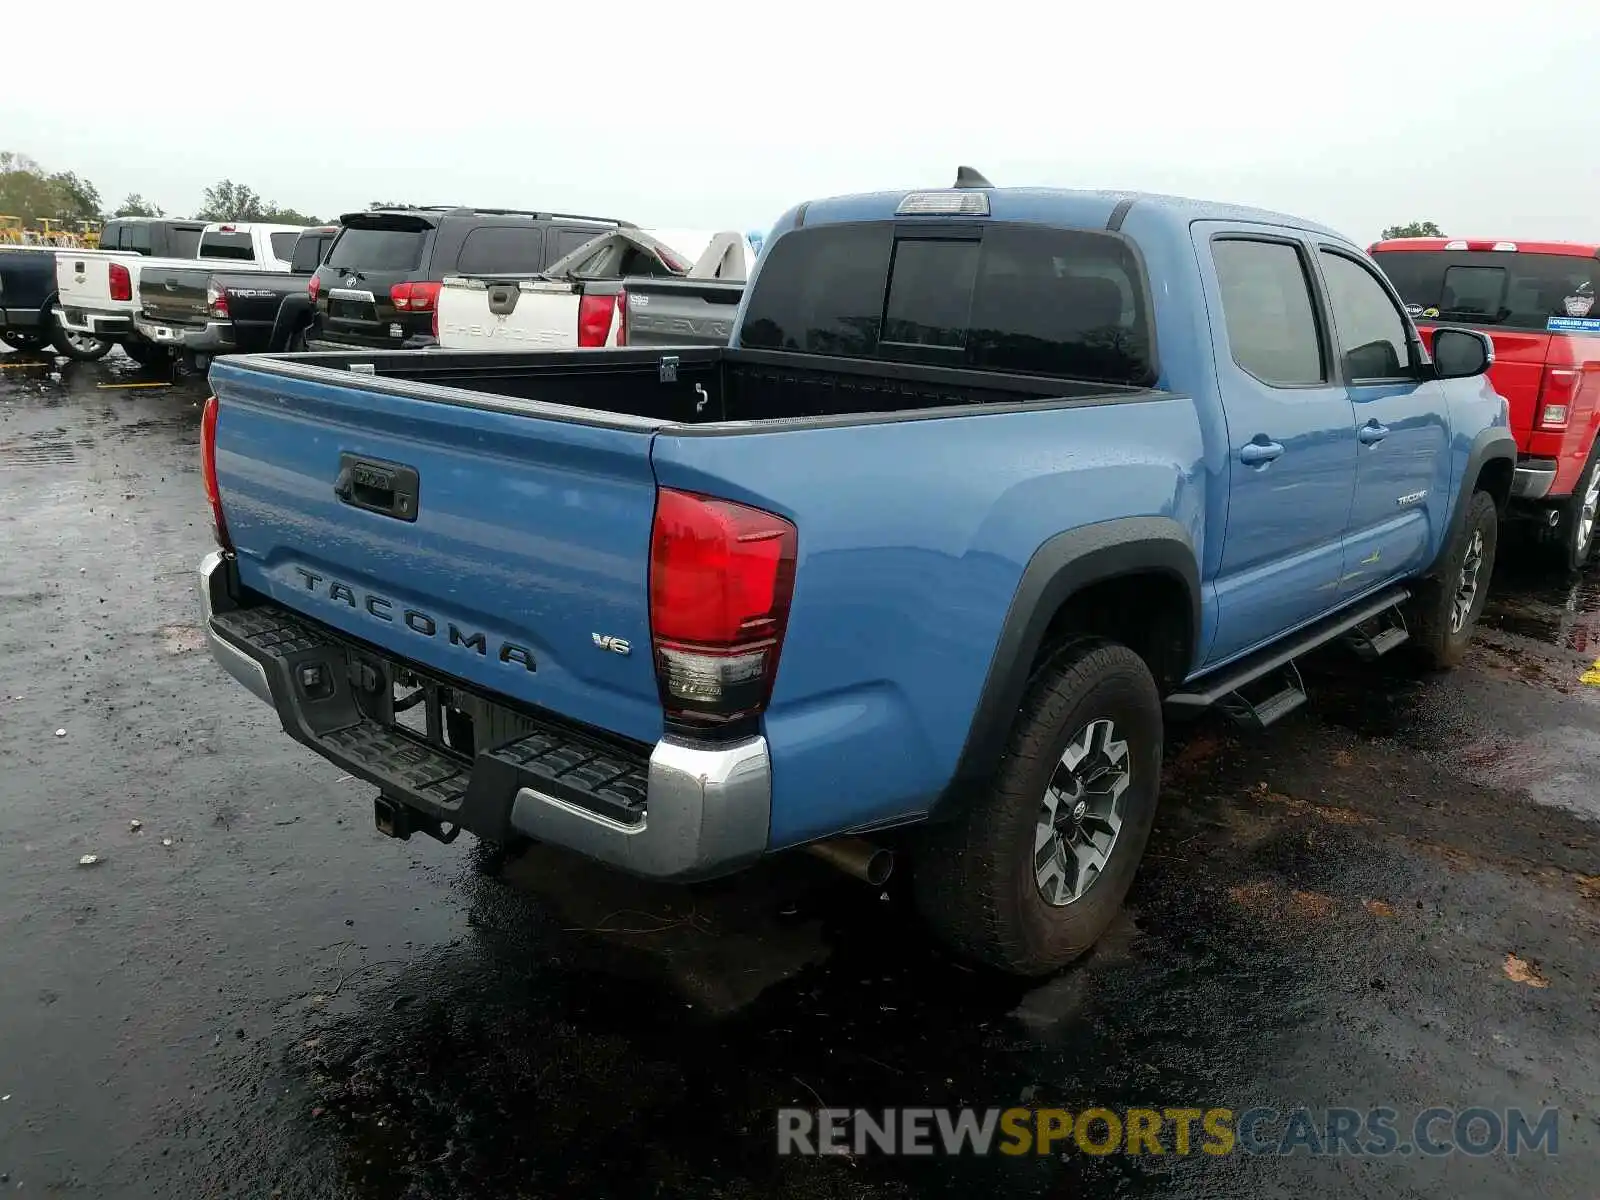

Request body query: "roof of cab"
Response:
[787, 186, 1348, 242]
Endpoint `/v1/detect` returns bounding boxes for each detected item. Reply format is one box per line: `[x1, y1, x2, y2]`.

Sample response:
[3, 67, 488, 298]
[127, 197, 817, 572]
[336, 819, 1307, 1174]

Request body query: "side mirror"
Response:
[1432, 327, 1494, 379]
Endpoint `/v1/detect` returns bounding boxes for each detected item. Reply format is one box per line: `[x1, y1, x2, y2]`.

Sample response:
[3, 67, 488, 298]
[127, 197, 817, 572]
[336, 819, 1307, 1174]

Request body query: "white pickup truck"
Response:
[435, 228, 754, 352]
[53, 221, 306, 362]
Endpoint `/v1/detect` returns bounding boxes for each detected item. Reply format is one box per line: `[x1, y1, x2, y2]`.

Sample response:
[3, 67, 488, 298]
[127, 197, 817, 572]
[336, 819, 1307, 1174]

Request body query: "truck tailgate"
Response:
[622, 278, 742, 347]
[138, 266, 211, 323]
[55, 250, 122, 311]
[436, 276, 589, 350]
[208, 359, 666, 745]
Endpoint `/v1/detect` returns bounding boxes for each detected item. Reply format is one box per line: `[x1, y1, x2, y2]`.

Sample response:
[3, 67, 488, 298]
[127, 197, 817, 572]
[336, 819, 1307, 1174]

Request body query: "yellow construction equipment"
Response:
[0, 215, 95, 247]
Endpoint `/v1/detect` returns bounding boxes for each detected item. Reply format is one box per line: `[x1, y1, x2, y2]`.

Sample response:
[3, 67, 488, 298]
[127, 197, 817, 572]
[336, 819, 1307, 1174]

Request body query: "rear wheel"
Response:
[51, 325, 113, 362]
[287, 324, 311, 352]
[0, 328, 49, 352]
[1409, 489, 1498, 669]
[915, 638, 1163, 976]
[1551, 447, 1600, 573]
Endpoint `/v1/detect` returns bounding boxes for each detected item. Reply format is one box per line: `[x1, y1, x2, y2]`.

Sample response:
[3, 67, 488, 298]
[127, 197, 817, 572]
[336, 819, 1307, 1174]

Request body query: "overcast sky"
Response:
[4, 1, 1597, 244]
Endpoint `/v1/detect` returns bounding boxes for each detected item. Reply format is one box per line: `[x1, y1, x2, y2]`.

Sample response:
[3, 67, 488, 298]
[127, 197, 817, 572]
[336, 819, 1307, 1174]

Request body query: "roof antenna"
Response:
[954, 166, 993, 189]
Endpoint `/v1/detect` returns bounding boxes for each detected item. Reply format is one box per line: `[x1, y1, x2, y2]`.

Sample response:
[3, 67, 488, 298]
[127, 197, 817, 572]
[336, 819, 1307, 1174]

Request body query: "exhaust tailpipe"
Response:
[1547, 509, 1562, 527]
[804, 837, 894, 886]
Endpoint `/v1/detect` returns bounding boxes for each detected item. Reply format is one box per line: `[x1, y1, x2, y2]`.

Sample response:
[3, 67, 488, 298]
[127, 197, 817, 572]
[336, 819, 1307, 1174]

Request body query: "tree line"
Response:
[0, 149, 347, 228]
[1380, 220, 1442, 240]
[7, 148, 1446, 240]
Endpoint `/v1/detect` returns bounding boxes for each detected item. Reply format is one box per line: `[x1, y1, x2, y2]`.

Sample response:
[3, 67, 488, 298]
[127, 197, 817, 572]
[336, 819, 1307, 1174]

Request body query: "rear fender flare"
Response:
[7, 290, 59, 329]
[1428, 427, 1517, 576]
[929, 516, 1200, 820]
[269, 293, 315, 351]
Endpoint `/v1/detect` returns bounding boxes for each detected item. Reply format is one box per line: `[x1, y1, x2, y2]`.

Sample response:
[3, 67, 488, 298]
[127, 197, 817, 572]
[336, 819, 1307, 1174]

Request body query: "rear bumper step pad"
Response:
[197, 551, 769, 880]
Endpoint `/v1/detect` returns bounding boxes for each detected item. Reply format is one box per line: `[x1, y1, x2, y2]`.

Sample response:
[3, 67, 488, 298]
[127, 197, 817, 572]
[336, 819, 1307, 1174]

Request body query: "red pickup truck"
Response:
[1370, 237, 1600, 570]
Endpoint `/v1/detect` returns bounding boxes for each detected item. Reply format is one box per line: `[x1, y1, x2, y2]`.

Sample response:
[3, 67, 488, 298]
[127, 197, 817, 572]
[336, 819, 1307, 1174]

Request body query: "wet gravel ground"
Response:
[0, 346, 1596, 1199]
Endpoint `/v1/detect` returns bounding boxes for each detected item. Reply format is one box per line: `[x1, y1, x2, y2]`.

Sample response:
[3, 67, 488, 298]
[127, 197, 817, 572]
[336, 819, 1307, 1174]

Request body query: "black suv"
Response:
[306, 206, 632, 350]
[98, 217, 208, 259]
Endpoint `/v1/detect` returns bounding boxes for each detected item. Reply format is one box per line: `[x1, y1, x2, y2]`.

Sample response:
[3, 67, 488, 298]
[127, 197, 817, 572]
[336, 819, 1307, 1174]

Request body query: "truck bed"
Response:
[239, 346, 1153, 427]
[207, 343, 1196, 852]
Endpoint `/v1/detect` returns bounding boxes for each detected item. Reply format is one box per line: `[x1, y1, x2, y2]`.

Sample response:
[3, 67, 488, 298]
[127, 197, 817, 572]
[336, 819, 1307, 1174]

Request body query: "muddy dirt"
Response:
[0, 346, 1596, 1198]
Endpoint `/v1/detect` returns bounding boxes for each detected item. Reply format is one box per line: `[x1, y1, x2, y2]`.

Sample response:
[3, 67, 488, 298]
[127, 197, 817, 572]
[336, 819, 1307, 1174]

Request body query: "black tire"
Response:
[120, 337, 165, 368]
[286, 323, 312, 353]
[914, 638, 1163, 976]
[1408, 489, 1498, 670]
[51, 325, 113, 362]
[1548, 445, 1600, 573]
[0, 328, 49, 352]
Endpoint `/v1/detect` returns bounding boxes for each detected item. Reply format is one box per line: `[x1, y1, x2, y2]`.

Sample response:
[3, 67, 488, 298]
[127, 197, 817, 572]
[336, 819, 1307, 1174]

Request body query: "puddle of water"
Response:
[1481, 556, 1600, 655]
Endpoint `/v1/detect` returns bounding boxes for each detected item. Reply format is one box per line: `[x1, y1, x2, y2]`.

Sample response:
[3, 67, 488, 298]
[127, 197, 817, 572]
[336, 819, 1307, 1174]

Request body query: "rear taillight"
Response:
[649, 488, 797, 727]
[1536, 366, 1578, 430]
[109, 262, 131, 302]
[307, 273, 321, 303]
[389, 281, 441, 312]
[578, 293, 618, 347]
[200, 394, 231, 550]
[207, 281, 229, 320]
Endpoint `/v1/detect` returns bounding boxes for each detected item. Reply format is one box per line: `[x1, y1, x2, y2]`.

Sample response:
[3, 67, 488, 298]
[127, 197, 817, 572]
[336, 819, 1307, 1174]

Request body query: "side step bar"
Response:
[1215, 661, 1307, 732]
[1343, 606, 1410, 662]
[1167, 587, 1411, 728]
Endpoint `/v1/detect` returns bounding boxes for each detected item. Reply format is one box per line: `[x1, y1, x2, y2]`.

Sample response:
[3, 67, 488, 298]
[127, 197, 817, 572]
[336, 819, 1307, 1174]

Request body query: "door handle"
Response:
[1239, 440, 1285, 466]
[1358, 421, 1389, 445]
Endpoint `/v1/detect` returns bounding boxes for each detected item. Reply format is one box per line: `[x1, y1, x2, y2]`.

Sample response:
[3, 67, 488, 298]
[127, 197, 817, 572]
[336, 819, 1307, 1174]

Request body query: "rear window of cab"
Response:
[1372, 249, 1600, 332]
[324, 226, 428, 273]
[740, 222, 1156, 387]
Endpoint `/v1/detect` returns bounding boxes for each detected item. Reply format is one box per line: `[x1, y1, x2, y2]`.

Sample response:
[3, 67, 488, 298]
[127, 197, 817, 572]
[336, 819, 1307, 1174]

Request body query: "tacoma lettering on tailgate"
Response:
[293, 568, 536, 671]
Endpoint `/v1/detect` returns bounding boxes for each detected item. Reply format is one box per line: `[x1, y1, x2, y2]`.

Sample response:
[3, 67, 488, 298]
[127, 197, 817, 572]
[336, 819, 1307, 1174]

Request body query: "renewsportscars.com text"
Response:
[777, 1106, 1561, 1158]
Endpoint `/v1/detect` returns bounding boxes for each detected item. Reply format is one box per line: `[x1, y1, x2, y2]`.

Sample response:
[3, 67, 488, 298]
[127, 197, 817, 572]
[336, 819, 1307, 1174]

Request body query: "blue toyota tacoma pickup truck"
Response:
[196, 173, 1516, 975]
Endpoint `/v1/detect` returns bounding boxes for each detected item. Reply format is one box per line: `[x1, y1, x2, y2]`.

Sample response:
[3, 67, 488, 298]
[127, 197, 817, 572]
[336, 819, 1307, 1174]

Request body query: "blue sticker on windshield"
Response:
[1547, 316, 1600, 333]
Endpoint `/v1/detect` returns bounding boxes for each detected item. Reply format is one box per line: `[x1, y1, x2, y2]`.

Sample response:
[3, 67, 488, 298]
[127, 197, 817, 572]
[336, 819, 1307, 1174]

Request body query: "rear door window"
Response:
[454, 225, 546, 274]
[740, 222, 1155, 384]
[127, 224, 153, 255]
[199, 231, 255, 262]
[325, 226, 428, 272]
[1373, 249, 1600, 331]
[1211, 239, 1326, 386]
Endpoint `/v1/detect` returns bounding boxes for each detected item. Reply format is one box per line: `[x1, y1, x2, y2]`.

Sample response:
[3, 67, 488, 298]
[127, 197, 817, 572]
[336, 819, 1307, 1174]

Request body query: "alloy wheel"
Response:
[1450, 528, 1485, 634]
[1033, 718, 1130, 906]
[1577, 463, 1600, 558]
